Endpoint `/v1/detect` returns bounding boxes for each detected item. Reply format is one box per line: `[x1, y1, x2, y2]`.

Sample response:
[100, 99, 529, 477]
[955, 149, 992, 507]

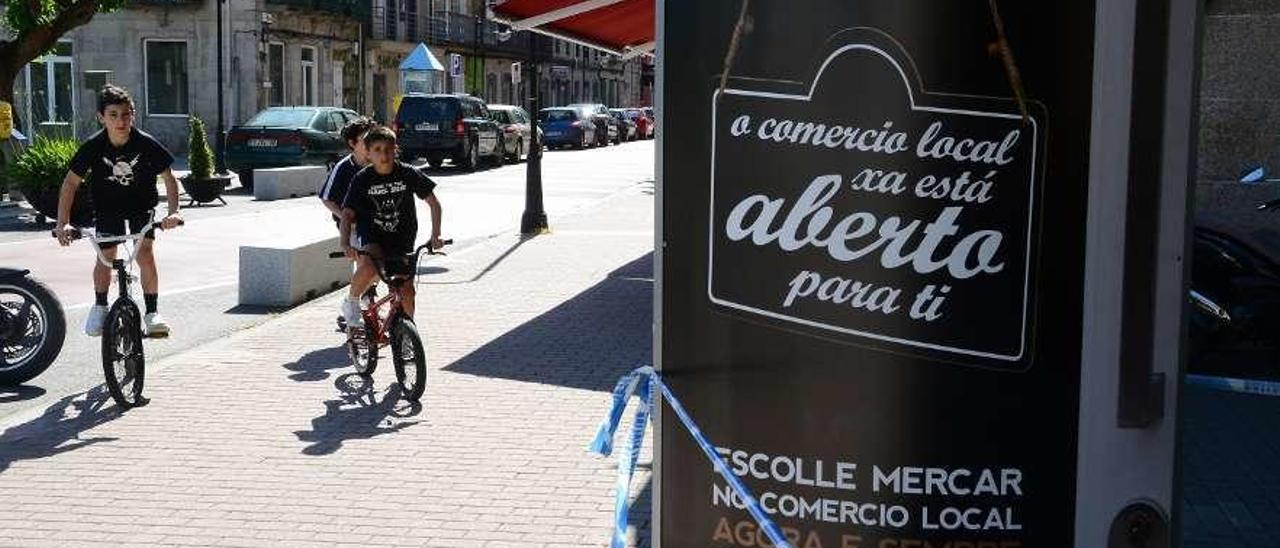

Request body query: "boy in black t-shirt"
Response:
[339, 126, 443, 327]
[53, 85, 183, 337]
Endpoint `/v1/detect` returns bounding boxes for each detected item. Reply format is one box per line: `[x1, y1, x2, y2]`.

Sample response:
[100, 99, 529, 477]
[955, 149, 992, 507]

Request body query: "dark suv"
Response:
[567, 103, 619, 146]
[394, 94, 502, 170]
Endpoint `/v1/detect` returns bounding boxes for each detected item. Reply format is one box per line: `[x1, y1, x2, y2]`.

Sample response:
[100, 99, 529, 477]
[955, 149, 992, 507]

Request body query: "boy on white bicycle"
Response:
[52, 85, 183, 337]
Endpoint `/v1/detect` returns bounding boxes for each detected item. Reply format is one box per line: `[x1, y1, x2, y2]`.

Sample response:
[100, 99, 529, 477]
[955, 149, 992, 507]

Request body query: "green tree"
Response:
[1, 0, 127, 129]
[187, 116, 213, 179]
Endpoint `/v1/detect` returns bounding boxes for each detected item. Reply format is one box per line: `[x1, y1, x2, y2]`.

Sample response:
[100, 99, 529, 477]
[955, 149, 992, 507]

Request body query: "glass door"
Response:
[23, 42, 75, 138]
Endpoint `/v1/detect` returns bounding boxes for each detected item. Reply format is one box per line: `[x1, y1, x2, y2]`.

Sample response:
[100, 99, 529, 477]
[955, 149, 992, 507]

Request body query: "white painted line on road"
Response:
[64, 278, 239, 311]
[0, 236, 54, 247]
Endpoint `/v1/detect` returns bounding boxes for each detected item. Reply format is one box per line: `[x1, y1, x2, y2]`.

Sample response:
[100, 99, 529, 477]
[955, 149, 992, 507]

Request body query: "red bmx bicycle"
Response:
[329, 239, 450, 401]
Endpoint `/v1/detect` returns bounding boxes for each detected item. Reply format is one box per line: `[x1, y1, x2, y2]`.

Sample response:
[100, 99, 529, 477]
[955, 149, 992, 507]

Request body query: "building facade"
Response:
[6, 0, 649, 154]
[9, 0, 262, 152]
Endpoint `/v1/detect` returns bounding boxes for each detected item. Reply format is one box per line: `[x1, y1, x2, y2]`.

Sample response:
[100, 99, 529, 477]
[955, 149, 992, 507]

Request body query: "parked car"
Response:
[642, 106, 656, 136]
[567, 103, 618, 146]
[488, 104, 538, 162]
[226, 106, 360, 190]
[625, 108, 653, 139]
[394, 94, 502, 171]
[609, 109, 637, 141]
[538, 108, 595, 149]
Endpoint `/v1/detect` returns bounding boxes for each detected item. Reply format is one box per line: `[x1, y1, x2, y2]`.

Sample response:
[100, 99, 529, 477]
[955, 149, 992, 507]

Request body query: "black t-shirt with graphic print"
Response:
[69, 128, 174, 218]
[342, 161, 437, 255]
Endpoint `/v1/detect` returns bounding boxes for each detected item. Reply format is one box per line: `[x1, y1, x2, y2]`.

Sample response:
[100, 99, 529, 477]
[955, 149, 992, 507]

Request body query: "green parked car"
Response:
[226, 107, 361, 190]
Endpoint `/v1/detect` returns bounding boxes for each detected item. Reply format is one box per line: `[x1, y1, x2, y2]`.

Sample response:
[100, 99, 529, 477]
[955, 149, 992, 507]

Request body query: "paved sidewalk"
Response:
[1181, 384, 1280, 548]
[0, 185, 656, 547]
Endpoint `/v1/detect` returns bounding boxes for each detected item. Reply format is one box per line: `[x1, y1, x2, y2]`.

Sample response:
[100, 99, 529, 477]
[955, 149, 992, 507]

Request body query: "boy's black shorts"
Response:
[361, 237, 416, 278]
[95, 210, 155, 249]
[381, 255, 416, 278]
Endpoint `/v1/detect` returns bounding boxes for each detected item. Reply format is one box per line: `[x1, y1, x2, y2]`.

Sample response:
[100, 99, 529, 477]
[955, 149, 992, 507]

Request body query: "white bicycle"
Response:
[58, 219, 182, 409]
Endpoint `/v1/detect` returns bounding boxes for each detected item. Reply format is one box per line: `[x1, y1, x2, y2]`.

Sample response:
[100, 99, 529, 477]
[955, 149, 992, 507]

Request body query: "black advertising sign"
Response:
[661, 2, 1095, 548]
[709, 29, 1043, 364]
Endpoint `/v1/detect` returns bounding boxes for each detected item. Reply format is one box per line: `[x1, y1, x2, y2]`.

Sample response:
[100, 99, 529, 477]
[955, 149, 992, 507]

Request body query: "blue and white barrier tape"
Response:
[589, 366, 792, 548]
[1187, 374, 1280, 398]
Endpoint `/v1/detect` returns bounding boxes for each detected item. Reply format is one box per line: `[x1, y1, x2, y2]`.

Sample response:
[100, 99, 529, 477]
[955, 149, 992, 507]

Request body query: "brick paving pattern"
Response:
[1180, 384, 1280, 547]
[0, 186, 656, 548]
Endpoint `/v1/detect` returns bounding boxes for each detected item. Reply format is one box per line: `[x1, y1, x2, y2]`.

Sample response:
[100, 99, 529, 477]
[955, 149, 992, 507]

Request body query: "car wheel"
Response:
[426, 153, 444, 169]
[462, 139, 479, 171]
[237, 170, 254, 191]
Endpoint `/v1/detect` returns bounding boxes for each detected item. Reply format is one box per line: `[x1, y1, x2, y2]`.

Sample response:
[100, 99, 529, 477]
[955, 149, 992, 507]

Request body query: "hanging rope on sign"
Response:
[987, 0, 1030, 123]
[719, 0, 753, 94]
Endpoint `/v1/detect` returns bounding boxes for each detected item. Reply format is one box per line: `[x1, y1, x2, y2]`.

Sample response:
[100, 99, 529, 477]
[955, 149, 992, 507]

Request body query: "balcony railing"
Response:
[267, 0, 371, 21]
[370, 9, 554, 58]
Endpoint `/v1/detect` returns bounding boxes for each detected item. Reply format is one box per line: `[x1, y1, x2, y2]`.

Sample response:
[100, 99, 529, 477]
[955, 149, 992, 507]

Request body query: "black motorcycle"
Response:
[1187, 198, 1280, 367]
[0, 268, 66, 385]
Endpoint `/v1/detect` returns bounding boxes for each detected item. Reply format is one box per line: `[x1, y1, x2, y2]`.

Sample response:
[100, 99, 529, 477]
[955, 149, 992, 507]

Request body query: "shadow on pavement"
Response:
[282, 345, 350, 383]
[223, 304, 288, 316]
[443, 252, 653, 392]
[293, 372, 422, 456]
[0, 386, 120, 474]
[0, 384, 47, 403]
[420, 234, 536, 286]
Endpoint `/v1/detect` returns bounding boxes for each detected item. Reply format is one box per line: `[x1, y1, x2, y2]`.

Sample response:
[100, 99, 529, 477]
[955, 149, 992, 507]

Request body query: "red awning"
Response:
[490, 0, 655, 57]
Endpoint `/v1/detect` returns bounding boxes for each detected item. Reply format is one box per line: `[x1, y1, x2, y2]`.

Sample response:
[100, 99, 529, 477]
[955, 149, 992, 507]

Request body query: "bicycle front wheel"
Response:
[102, 300, 147, 409]
[390, 315, 426, 401]
[347, 327, 378, 377]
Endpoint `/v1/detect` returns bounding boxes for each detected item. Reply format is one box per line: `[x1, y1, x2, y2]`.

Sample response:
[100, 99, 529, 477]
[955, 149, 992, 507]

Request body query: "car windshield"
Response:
[246, 109, 317, 127]
[541, 110, 576, 122]
[399, 98, 459, 122]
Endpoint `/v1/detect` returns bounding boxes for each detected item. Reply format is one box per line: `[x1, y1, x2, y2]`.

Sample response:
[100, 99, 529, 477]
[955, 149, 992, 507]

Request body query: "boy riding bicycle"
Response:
[339, 126, 443, 328]
[52, 85, 183, 337]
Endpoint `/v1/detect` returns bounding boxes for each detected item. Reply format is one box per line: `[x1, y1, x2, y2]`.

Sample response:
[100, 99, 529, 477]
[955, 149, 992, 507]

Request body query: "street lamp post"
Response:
[215, 0, 227, 174]
[520, 31, 548, 234]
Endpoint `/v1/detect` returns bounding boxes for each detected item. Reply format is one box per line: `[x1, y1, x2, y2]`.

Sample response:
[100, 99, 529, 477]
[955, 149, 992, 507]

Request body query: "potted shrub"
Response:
[180, 116, 232, 206]
[3, 135, 93, 226]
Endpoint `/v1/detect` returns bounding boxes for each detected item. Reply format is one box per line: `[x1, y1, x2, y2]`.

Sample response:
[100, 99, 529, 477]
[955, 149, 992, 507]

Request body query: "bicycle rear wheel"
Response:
[390, 315, 426, 401]
[102, 300, 147, 409]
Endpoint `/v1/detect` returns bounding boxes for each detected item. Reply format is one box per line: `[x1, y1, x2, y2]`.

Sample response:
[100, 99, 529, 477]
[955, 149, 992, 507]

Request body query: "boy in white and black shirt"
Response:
[53, 85, 182, 337]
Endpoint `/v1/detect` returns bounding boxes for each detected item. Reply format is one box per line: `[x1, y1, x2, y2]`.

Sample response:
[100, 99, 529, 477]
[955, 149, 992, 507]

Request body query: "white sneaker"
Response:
[143, 312, 170, 337]
[340, 298, 364, 329]
[84, 305, 108, 337]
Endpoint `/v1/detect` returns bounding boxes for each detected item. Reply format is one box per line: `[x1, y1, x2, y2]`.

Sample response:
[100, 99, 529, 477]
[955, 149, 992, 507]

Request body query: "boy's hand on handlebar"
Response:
[429, 235, 444, 251]
[53, 224, 74, 247]
[342, 244, 358, 260]
[160, 213, 183, 230]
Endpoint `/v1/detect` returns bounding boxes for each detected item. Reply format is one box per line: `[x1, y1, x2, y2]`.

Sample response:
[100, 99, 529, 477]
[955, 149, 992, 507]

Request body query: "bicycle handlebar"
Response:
[54, 218, 185, 244]
[327, 238, 453, 260]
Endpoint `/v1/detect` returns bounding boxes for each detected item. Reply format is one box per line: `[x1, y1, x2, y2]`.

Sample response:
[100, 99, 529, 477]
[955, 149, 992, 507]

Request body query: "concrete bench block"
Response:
[239, 235, 349, 306]
[253, 165, 328, 201]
